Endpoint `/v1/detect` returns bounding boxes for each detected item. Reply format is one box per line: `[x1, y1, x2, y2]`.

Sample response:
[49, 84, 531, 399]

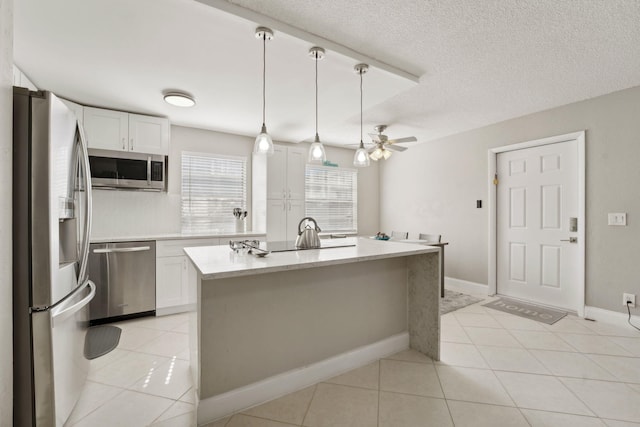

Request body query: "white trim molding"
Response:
[488, 131, 586, 317]
[197, 332, 409, 425]
[584, 306, 640, 327]
[445, 277, 488, 298]
[155, 304, 194, 317]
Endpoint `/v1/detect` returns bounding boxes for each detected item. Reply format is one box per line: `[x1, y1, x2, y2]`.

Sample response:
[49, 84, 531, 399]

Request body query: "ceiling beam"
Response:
[195, 0, 420, 84]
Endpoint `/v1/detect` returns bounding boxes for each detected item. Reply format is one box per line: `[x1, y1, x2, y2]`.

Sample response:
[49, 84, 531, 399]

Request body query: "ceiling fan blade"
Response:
[368, 133, 382, 143]
[387, 136, 417, 144]
[367, 146, 377, 153]
[385, 144, 408, 152]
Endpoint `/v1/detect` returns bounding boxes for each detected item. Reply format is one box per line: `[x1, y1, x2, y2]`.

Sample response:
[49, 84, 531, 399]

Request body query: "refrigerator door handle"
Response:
[51, 280, 96, 327]
[76, 123, 93, 285]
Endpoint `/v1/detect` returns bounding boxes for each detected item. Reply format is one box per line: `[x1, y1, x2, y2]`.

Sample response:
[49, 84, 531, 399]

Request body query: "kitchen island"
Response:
[184, 237, 440, 424]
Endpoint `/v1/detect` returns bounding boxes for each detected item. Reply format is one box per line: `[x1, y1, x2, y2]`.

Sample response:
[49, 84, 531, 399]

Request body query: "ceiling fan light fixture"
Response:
[308, 47, 327, 164]
[253, 26, 275, 156]
[353, 63, 370, 168]
[163, 91, 195, 107]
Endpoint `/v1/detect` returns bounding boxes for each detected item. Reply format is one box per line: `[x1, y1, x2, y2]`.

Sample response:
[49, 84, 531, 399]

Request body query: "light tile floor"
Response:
[68, 298, 640, 426]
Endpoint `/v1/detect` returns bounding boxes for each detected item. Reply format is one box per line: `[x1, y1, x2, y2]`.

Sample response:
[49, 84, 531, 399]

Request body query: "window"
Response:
[305, 165, 358, 233]
[181, 152, 246, 233]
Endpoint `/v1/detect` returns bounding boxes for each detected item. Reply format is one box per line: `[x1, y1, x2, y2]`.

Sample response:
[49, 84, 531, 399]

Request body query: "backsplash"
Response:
[90, 189, 182, 238]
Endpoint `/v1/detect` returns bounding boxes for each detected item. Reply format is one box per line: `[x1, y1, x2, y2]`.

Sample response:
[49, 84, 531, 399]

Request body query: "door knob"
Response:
[560, 237, 578, 243]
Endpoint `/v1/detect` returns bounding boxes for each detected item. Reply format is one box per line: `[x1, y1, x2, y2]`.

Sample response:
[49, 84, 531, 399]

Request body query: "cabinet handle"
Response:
[282, 200, 286, 211]
[130, 138, 134, 150]
[288, 188, 291, 199]
[183, 259, 187, 270]
[282, 190, 286, 199]
[288, 201, 291, 211]
[122, 137, 125, 150]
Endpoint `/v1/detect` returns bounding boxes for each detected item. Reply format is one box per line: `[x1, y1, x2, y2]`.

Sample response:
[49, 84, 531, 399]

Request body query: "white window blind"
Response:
[305, 165, 357, 233]
[181, 152, 246, 233]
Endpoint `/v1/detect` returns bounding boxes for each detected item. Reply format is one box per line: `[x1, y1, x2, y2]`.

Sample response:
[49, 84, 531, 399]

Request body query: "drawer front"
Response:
[157, 238, 220, 257]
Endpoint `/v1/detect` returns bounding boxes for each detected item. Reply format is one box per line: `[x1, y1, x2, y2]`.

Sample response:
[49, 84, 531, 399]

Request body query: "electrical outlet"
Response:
[623, 293, 636, 308]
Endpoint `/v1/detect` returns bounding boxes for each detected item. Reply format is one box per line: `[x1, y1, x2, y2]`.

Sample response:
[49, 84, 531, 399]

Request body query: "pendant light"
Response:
[352, 63, 370, 167]
[308, 47, 327, 164]
[253, 27, 275, 156]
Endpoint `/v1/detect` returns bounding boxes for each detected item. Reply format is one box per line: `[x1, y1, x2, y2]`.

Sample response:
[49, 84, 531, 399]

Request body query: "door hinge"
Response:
[493, 173, 499, 185]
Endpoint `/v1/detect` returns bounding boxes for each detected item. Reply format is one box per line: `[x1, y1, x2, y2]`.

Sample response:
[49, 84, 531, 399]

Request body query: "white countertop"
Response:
[90, 231, 266, 244]
[184, 237, 440, 280]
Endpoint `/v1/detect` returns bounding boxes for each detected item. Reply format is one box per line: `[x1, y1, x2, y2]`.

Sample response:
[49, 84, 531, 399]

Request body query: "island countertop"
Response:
[184, 237, 439, 280]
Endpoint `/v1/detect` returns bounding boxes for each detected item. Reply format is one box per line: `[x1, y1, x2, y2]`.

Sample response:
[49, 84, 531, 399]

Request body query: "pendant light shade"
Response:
[353, 64, 370, 168]
[253, 27, 274, 156]
[308, 47, 326, 164]
[353, 142, 369, 166]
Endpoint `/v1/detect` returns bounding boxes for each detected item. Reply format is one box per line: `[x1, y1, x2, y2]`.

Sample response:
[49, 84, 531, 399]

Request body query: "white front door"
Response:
[496, 139, 579, 310]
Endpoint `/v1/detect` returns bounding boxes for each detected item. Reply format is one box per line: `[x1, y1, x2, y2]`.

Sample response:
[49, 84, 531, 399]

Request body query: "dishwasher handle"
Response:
[93, 246, 151, 254]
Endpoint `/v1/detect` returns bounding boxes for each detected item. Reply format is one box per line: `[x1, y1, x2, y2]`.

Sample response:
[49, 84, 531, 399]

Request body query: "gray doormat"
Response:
[441, 290, 483, 315]
[85, 325, 122, 360]
[483, 298, 567, 325]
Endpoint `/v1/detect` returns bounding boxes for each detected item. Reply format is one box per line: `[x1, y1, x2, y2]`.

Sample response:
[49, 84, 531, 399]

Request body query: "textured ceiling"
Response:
[227, 0, 640, 144]
[14, 0, 640, 148]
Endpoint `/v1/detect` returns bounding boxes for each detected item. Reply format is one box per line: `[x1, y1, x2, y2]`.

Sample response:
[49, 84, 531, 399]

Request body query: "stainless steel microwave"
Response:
[88, 149, 166, 191]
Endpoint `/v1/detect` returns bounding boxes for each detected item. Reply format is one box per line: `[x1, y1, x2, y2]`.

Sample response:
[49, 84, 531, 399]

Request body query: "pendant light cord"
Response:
[360, 70, 363, 145]
[262, 33, 266, 126]
[315, 53, 319, 138]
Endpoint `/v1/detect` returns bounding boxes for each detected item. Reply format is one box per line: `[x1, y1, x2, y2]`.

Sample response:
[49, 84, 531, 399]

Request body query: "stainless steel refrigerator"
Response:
[13, 88, 95, 426]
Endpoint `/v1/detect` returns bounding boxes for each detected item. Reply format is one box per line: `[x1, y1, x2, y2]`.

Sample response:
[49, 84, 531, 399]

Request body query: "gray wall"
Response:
[199, 257, 408, 398]
[0, 0, 12, 422]
[380, 85, 640, 315]
[92, 125, 380, 238]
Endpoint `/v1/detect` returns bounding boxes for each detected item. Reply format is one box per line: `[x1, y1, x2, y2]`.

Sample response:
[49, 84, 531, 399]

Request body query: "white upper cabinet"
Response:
[266, 145, 305, 201]
[83, 107, 130, 151]
[128, 113, 170, 155]
[254, 144, 307, 240]
[84, 107, 169, 155]
[266, 146, 287, 199]
[286, 147, 306, 200]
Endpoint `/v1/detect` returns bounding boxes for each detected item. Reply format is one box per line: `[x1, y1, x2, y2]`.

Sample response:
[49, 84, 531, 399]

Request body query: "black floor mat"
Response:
[85, 325, 122, 360]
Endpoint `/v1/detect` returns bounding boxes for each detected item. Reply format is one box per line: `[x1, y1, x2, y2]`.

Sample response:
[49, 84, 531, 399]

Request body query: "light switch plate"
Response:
[608, 213, 627, 226]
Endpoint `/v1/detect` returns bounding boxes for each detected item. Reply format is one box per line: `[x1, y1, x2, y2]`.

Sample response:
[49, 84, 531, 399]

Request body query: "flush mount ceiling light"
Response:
[308, 46, 327, 164]
[163, 91, 196, 107]
[352, 63, 370, 168]
[253, 26, 275, 156]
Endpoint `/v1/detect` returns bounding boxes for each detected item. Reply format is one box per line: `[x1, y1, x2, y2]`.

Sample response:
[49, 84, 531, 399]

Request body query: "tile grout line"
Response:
[300, 383, 318, 427]
[377, 359, 381, 427]
[431, 354, 455, 426]
[67, 386, 128, 426]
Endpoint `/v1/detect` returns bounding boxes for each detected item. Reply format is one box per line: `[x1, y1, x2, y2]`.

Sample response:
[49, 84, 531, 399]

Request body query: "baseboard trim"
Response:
[197, 332, 409, 425]
[584, 305, 640, 326]
[155, 303, 194, 317]
[445, 277, 488, 298]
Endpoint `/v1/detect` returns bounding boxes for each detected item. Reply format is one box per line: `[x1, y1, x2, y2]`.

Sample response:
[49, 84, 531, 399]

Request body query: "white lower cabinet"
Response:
[155, 236, 263, 315]
[267, 199, 305, 241]
[156, 238, 219, 315]
[156, 255, 188, 312]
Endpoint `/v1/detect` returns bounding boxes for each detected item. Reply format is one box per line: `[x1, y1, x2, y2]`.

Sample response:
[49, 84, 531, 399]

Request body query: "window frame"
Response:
[181, 151, 247, 233]
[304, 164, 358, 234]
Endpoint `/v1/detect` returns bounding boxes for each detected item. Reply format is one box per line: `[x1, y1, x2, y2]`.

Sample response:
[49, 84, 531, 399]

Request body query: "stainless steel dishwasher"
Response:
[88, 240, 156, 324]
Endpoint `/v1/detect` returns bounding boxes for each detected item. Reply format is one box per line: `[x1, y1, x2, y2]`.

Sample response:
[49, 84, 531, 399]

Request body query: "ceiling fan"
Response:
[367, 125, 417, 161]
